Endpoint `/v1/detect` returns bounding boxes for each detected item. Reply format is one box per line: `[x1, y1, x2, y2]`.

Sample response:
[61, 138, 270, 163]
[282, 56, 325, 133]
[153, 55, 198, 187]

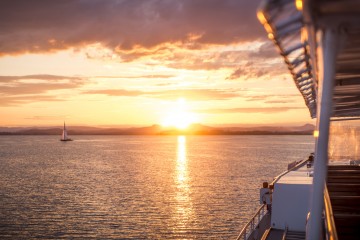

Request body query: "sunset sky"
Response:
[0, 0, 313, 127]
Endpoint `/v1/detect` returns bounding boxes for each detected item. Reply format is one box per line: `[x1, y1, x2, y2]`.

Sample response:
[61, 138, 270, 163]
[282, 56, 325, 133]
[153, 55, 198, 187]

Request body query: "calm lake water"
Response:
[0, 135, 314, 239]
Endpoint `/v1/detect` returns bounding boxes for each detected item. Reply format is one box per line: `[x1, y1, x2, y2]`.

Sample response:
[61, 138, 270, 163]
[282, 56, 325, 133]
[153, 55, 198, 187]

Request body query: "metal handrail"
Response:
[282, 225, 288, 240]
[324, 185, 339, 240]
[236, 204, 267, 240]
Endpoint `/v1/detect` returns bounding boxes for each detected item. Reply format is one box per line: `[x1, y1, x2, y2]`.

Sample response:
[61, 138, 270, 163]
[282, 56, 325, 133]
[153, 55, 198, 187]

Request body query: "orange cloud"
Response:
[93, 75, 174, 79]
[244, 94, 299, 102]
[0, 74, 88, 106]
[198, 107, 306, 114]
[0, 95, 62, 106]
[0, 75, 83, 83]
[83, 88, 244, 101]
[83, 89, 144, 97]
[0, 75, 86, 95]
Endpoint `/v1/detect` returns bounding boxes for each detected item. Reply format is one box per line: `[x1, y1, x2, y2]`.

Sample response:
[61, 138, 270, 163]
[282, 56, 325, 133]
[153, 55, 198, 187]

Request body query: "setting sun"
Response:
[161, 98, 198, 130]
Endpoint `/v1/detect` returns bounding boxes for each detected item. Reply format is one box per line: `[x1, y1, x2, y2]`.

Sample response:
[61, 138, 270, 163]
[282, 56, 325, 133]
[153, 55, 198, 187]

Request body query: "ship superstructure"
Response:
[238, 0, 360, 239]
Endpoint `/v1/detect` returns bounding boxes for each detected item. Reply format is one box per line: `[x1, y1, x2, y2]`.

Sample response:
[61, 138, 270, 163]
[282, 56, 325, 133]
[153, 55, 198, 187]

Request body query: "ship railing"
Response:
[282, 225, 288, 240]
[324, 185, 338, 240]
[236, 204, 267, 240]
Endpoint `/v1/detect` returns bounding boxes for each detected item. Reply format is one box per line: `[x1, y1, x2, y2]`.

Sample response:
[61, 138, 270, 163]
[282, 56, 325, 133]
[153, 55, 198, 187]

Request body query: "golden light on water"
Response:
[177, 136, 187, 182]
[174, 136, 193, 228]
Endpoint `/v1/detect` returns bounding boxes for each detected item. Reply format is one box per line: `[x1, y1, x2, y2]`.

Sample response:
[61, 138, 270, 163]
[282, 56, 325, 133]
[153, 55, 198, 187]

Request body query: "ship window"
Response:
[329, 119, 360, 163]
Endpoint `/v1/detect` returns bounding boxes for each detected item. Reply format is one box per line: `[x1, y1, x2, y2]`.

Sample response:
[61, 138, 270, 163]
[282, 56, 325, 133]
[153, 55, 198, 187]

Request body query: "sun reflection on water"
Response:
[174, 135, 194, 232]
[177, 136, 187, 183]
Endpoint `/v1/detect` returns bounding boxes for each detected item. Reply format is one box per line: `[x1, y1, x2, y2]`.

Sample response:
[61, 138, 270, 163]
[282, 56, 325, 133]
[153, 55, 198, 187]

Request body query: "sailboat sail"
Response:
[62, 122, 67, 140]
[60, 122, 72, 141]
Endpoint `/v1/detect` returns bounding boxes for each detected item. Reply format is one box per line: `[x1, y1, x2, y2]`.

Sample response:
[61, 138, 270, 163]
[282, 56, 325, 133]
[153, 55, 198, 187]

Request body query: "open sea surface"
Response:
[0, 135, 314, 239]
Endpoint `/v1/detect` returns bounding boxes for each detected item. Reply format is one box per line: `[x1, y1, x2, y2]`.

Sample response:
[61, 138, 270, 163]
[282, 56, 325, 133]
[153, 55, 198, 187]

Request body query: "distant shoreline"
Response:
[0, 132, 313, 136]
[0, 123, 315, 136]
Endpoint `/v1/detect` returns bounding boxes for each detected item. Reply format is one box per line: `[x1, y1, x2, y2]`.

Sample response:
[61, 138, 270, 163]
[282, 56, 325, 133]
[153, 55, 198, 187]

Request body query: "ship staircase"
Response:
[262, 228, 305, 240]
[326, 165, 360, 239]
[279, 225, 305, 240]
[283, 230, 305, 240]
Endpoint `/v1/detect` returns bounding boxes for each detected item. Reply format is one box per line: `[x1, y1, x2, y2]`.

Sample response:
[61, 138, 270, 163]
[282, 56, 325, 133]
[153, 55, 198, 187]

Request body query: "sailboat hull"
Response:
[60, 139, 73, 141]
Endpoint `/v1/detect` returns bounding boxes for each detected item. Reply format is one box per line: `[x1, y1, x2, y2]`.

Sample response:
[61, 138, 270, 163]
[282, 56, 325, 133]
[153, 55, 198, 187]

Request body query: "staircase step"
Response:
[327, 183, 360, 191]
[285, 231, 305, 240]
[327, 177, 360, 183]
[328, 165, 360, 170]
[330, 191, 360, 196]
[332, 205, 360, 213]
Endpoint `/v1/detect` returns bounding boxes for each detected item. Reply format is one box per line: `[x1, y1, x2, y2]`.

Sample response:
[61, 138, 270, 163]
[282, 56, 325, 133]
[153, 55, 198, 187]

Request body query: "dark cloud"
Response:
[83, 88, 243, 101]
[164, 50, 247, 70]
[226, 62, 266, 80]
[149, 42, 284, 71]
[0, 0, 263, 56]
[226, 57, 290, 80]
[248, 42, 278, 59]
[198, 107, 306, 114]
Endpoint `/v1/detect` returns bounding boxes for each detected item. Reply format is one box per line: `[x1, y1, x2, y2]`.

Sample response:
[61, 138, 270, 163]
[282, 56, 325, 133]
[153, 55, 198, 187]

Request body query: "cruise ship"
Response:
[237, 0, 360, 239]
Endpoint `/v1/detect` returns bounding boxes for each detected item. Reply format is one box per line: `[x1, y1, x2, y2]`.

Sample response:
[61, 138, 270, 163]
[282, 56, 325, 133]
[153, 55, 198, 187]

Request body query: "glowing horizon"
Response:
[161, 98, 200, 130]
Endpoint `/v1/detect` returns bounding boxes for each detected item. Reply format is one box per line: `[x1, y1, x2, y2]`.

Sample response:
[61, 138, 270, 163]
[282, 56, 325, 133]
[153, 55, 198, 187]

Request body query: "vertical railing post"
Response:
[307, 27, 338, 240]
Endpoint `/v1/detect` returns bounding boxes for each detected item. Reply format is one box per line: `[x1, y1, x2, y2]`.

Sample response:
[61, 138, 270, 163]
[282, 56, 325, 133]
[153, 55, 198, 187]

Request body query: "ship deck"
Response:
[276, 163, 313, 185]
[263, 162, 360, 240]
[263, 160, 312, 240]
[238, 158, 360, 240]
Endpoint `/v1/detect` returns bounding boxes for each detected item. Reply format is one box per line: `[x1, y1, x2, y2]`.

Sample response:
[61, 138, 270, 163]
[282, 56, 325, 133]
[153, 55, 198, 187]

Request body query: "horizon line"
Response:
[0, 122, 315, 129]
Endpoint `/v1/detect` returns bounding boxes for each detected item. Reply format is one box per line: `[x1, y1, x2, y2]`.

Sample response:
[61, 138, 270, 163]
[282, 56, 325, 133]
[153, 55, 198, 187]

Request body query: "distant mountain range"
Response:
[0, 123, 315, 135]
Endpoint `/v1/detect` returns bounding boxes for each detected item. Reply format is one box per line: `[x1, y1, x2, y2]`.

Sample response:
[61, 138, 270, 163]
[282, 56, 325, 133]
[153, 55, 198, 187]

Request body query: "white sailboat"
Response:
[60, 122, 73, 141]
